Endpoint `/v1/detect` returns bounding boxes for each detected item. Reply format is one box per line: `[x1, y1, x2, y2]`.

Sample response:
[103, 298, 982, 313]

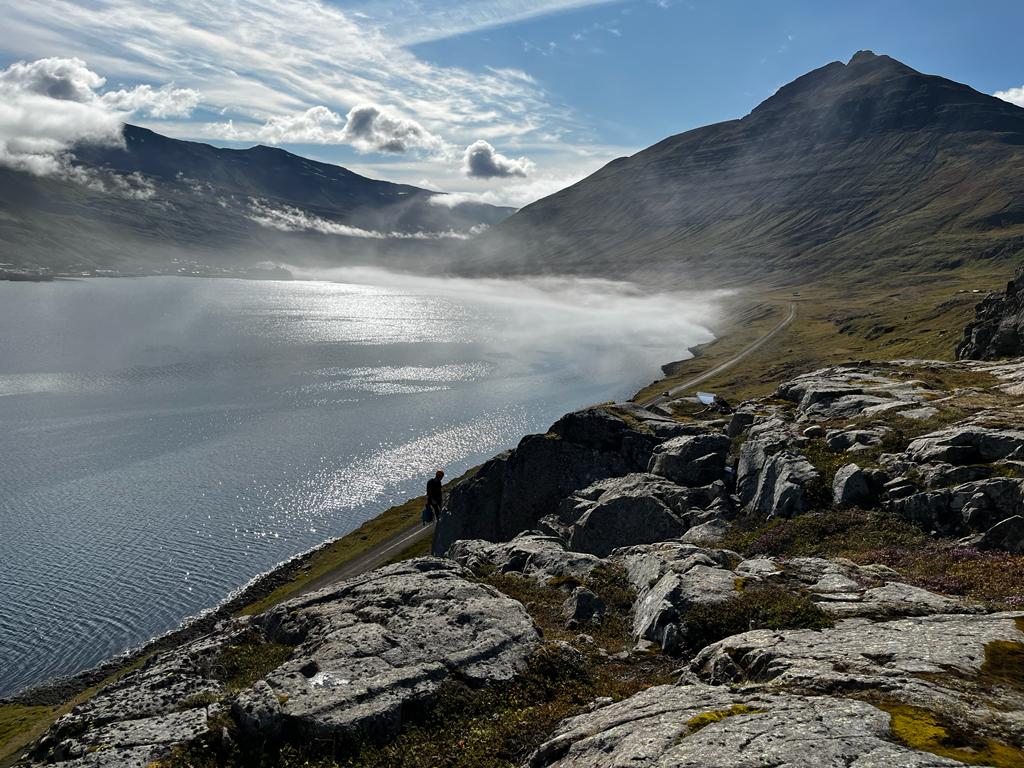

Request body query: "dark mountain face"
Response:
[0, 125, 512, 273]
[474, 51, 1024, 287]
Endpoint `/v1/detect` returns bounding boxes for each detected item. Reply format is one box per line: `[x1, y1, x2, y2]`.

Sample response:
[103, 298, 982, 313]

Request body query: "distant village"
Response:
[0, 259, 293, 282]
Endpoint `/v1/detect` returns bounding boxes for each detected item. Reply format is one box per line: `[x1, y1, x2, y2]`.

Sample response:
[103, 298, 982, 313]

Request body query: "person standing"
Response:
[423, 469, 444, 525]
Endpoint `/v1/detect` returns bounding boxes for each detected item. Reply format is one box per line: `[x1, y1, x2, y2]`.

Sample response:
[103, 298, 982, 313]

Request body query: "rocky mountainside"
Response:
[472, 51, 1024, 286]
[958, 262, 1024, 359]
[0, 125, 511, 273]
[16, 351, 1024, 767]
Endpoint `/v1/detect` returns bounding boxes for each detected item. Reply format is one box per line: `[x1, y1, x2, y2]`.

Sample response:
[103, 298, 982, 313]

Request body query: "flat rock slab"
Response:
[529, 683, 962, 767]
[692, 611, 1024, 743]
[262, 558, 539, 743]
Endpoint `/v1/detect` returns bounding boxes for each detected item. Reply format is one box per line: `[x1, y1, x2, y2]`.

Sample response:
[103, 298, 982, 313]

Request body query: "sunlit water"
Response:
[0, 276, 715, 696]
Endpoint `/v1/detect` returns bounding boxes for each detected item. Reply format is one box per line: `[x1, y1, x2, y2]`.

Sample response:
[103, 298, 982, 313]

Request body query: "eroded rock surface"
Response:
[26, 559, 539, 765]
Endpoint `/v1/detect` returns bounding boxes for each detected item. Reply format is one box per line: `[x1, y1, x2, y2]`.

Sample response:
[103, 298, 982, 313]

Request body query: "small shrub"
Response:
[682, 585, 833, 652]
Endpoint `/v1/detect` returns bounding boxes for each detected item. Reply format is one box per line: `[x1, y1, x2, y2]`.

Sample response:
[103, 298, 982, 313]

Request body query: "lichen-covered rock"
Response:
[529, 683, 965, 767]
[691, 611, 1024, 743]
[889, 477, 1024, 547]
[904, 425, 1024, 465]
[259, 559, 538, 744]
[26, 559, 540, 765]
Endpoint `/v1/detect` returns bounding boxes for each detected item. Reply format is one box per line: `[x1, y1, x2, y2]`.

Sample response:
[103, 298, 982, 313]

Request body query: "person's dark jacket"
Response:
[426, 477, 443, 509]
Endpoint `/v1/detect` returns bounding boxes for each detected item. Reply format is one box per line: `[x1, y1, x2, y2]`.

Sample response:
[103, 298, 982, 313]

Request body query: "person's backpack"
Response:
[421, 503, 434, 523]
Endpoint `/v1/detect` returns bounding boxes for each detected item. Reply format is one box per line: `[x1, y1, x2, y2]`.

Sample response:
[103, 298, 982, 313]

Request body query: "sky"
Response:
[2, 0, 1024, 208]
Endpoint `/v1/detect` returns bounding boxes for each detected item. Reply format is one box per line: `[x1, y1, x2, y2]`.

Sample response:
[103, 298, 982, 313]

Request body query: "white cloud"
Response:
[101, 83, 201, 117]
[994, 86, 1024, 108]
[208, 103, 447, 155]
[340, 104, 446, 154]
[247, 200, 485, 239]
[463, 139, 534, 178]
[0, 56, 199, 177]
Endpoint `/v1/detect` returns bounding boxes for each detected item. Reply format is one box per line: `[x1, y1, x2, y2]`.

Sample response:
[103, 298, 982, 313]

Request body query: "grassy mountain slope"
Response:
[475, 51, 1024, 288]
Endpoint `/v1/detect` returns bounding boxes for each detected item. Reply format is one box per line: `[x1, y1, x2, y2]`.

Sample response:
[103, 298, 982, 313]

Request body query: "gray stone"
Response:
[567, 493, 686, 557]
[647, 433, 730, 486]
[562, 587, 605, 627]
[261, 559, 538, 743]
[233, 680, 283, 742]
[905, 424, 1024, 465]
[446, 532, 602, 585]
[433, 404, 675, 555]
[802, 424, 825, 438]
[979, 514, 1024, 553]
[832, 463, 873, 507]
[528, 683, 963, 768]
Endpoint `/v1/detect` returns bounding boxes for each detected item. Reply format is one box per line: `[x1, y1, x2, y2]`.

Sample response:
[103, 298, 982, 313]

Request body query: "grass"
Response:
[686, 704, 763, 733]
[634, 266, 1007, 405]
[210, 639, 295, 692]
[0, 656, 149, 768]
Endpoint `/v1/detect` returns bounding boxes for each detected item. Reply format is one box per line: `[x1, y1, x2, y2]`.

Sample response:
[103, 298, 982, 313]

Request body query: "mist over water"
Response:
[0, 273, 718, 696]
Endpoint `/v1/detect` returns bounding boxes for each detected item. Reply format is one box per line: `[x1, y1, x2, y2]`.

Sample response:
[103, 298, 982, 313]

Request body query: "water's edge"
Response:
[2, 531, 352, 706]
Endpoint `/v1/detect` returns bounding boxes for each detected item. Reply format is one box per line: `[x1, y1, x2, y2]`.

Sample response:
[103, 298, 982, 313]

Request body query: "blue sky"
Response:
[2, 0, 1024, 206]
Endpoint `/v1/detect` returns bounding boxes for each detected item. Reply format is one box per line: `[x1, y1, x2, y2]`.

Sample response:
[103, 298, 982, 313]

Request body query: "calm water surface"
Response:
[0, 276, 713, 696]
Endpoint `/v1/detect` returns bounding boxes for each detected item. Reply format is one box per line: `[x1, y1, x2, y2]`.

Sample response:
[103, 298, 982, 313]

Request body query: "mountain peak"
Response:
[847, 49, 879, 65]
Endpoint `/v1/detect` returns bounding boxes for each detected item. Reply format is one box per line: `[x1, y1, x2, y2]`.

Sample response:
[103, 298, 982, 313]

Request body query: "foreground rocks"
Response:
[26, 559, 538, 766]
[21, 356, 1024, 767]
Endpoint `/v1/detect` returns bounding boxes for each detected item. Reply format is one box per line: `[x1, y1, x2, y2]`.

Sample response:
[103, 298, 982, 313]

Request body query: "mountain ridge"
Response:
[473, 51, 1024, 287]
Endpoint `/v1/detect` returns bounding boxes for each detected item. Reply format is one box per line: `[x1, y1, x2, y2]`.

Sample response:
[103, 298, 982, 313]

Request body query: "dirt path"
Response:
[640, 302, 796, 408]
[294, 521, 433, 597]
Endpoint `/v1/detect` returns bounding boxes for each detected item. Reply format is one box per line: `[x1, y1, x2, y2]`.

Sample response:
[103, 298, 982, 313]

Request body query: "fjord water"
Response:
[0, 276, 714, 696]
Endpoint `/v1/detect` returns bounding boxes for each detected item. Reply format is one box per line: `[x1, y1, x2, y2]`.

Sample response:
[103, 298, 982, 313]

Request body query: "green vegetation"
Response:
[686, 704, 763, 733]
[482, 564, 634, 652]
[680, 585, 833, 653]
[719, 511, 1024, 609]
[211, 639, 295, 692]
[0, 705, 55, 762]
[880, 703, 1024, 767]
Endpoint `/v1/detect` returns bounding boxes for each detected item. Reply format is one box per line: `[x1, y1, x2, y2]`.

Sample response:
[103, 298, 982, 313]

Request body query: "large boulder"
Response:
[26, 559, 540, 765]
[889, 477, 1024, 547]
[432, 405, 682, 555]
[691, 611, 1024, 744]
[259, 559, 538, 744]
[567, 493, 686, 557]
[956, 263, 1024, 360]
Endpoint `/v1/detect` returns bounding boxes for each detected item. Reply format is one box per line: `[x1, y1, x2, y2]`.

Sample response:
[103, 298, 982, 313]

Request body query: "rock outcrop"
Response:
[957, 263, 1024, 359]
[26, 559, 538, 766]
[431, 404, 693, 556]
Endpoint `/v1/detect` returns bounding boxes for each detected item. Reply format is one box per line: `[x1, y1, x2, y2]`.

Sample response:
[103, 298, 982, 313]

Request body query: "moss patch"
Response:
[0, 705, 55, 756]
[686, 704, 763, 733]
[211, 640, 294, 692]
[880, 703, 1024, 767]
[980, 627, 1024, 695]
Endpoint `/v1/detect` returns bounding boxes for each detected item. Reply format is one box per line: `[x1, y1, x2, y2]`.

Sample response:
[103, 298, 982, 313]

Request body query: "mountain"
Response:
[0, 125, 512, 273]
[473, 51, 1024, 287]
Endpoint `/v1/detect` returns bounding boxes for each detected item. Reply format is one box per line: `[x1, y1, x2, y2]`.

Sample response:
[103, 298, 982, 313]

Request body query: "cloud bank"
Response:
[247, 200, 486, 239]
[463, 140, 534, 178]
[0, 57, 199, 176]
[995, 86, 1024, 108]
